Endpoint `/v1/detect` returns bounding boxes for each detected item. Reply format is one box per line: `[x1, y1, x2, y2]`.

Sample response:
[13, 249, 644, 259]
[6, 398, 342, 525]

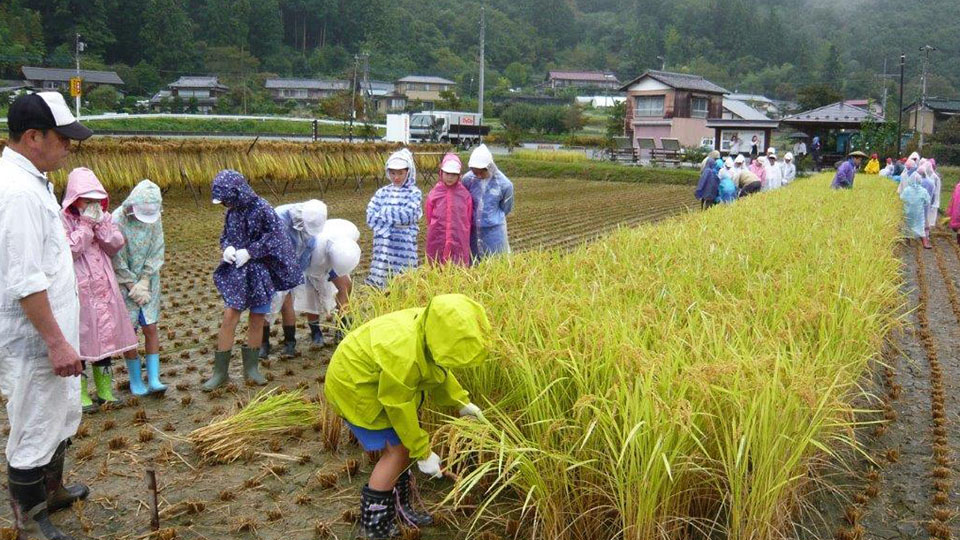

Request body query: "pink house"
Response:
[619, 70, 728, 150]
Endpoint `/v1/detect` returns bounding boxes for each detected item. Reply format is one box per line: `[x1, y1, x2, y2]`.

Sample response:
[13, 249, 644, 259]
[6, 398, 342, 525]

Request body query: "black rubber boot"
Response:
[361, 485, 400, 539]
[241, 346, 267, 385]
[308, 322, 324, 345]
[259, 326, 271, 358]
[281, 325, 297, 358]
[9, 465, 74, 540]
[44, 441, 89, 513]
[394, 470, 433, 527]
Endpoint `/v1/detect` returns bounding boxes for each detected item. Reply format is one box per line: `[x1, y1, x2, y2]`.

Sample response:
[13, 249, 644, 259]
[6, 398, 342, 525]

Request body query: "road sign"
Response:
[70, 77, 82, 97]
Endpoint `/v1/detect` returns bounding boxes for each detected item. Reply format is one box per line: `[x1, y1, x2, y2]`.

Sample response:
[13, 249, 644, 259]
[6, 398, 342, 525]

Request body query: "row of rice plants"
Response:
[357, 175, 903, 539]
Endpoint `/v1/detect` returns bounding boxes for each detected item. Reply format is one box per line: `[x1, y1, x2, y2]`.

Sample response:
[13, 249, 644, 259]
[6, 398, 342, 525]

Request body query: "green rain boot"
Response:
[241, 346, 267, 386]
[79, 375, 98, 414]
[91, 366, 123, 406]
[202, 350, 232, 392]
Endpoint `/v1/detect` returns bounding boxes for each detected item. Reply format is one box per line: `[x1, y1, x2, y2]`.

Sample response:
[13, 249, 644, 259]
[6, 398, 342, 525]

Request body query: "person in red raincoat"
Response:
[425, 153, 472, 267]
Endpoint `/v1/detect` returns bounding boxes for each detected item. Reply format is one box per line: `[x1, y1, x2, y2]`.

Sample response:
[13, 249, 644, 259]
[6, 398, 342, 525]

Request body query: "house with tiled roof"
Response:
[902, 98, 960, 136]
[395, 76, 456, 109]
[545, 70, 621, 91]
[150, 76, 229, 113]
[619, 70, 728, 149]
[265, 78, 350, 103]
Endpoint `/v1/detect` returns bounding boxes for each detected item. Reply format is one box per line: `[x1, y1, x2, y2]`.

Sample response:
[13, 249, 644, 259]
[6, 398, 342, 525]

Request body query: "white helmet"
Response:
[328, 238, 361, 277]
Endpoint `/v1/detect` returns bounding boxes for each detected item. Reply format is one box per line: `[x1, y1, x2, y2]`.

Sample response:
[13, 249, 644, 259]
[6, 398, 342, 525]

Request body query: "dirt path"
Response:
[800, 235, 960, 540]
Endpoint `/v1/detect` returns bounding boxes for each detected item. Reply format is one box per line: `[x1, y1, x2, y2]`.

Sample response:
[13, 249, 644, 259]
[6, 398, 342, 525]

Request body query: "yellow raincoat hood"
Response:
[324, 294, 491, 459]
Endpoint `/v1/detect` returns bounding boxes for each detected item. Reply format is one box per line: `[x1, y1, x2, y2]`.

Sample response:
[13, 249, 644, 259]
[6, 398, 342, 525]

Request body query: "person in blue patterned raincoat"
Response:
[461, 144, 514, 261]
[204, 170, 303, 391]
[365, 149, 422, 289]
[112, 180, 167, 397]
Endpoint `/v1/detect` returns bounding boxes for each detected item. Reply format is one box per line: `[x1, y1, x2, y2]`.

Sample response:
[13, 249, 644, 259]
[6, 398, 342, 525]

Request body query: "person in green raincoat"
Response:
[111, 180, 167, 396]
[324, 293, 490, 539]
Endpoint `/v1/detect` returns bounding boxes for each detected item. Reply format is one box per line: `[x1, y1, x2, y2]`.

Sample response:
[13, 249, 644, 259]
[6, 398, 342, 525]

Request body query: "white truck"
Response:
[409, 111, 490, 146]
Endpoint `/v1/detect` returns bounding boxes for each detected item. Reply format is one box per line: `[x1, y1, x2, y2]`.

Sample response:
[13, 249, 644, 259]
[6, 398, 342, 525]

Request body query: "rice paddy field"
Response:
[0, 154, 950, 540]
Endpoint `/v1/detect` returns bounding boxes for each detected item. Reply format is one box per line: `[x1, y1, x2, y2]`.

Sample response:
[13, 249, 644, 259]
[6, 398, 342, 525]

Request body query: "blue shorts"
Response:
[249, 303, 272, 314]
[138, 310, 148, 327]
[345, 421, 401, 451]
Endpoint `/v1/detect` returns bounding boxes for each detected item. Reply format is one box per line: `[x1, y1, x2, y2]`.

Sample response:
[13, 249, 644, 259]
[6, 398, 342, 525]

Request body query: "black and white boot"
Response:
[394, 470, 433, 527]
[360, 485, 400, 539]
[8, 465, 74, 540]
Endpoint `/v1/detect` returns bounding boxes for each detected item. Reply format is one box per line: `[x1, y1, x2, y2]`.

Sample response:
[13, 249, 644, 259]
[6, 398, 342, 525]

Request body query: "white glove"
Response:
[459, 403, 484, 421]
[222, 246, 237, 264]
[81, 202, 103, 221]
[234, 249, 251, 268]
[129, 278, 151, 305]
[416, 452, 442, 479]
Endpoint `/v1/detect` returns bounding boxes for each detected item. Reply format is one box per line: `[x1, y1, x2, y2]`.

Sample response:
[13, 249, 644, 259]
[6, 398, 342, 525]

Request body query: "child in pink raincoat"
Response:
[61, 167, 139, 411]
[425, 153, 473, 267]
[948, 180, 960, 246]
[749, 157, 767, 187]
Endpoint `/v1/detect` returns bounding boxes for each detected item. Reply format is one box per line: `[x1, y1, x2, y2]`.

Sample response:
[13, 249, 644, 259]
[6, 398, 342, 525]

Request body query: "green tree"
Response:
[504, 62, 530, 88]
[248, 0, 282, 60]
[87, 85, 118, 111]
[140, 0, 196, 72]
[822, 43, 843, 90]
[797, 83, 843, 111]
[606, 100, 626, 138]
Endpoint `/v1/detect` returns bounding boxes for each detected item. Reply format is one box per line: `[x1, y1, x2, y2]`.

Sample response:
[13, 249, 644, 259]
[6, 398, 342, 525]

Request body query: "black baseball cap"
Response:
[7, 91, 93, 140]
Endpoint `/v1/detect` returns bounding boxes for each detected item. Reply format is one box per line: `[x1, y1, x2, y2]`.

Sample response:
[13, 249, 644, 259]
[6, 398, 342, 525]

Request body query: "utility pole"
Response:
[360, 53, 371, 127]
[74, 33, 84, 119]
[896, 53, 905, 158]
[478, 5, 485, 120]
[349, 54, 358, 143]
[918, 45, 937, 150]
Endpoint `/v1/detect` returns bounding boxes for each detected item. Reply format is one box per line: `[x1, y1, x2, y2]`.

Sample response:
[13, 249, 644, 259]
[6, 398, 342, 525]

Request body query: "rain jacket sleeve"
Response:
[65, 216, 96, 258]
[112, 240, 137, 286]
[0, 190, 52, 298]
[498, 174, 515, 215]
[949, 182, 960, 230]
[428, 367, 470, 408]
[141, 221, 165, 277]
[376, 353, 432, 459]
[92, 213, 125, 257]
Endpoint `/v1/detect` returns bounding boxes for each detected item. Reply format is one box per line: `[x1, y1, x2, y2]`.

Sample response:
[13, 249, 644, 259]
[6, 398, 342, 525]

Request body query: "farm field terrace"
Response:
[0, 172, 696, 539]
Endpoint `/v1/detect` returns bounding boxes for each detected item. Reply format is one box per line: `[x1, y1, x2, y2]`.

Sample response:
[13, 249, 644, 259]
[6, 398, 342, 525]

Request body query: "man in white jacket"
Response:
[782, 152, 797, 184]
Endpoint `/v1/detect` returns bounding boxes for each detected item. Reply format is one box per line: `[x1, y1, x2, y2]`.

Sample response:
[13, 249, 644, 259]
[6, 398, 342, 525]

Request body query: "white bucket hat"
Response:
[132, 203, 161, 224]
[468, 144, 494, 169]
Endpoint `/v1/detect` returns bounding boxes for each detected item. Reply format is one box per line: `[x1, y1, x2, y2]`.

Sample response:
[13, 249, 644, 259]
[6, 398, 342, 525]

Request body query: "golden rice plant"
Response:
[511, 149, 589, 162]
[355, 174, 903, 539]
[188, 388, 320, 464]
[33, 139, 446, 192]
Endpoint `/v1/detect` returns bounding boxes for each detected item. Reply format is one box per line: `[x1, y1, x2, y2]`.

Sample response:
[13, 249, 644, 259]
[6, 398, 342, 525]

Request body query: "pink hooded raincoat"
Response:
[425, 154, 473, 266]
[948, 182, 960, 231]
[61, 168, 138, 361]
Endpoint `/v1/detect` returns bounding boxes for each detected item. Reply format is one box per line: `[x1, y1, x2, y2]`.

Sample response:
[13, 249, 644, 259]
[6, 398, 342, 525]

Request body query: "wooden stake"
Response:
[146, 468, 160, 531]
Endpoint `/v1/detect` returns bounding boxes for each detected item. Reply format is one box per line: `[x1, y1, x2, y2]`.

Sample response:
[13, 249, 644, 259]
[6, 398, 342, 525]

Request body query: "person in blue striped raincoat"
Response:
[365, 149, 422, 289]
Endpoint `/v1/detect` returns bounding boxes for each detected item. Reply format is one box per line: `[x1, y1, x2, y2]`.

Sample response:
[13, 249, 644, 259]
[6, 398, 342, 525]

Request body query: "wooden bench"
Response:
[650, 138, 682, 166]
[608, 136, 638, 163]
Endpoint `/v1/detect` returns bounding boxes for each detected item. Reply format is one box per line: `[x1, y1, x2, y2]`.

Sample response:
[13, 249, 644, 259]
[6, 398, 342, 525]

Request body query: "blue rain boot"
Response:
[144, 353, 166, 394]
[125, 357, 148, 396]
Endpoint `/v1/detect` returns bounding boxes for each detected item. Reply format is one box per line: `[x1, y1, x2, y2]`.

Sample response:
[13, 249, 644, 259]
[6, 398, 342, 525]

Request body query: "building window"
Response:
[44, 81, 60, 90]
[634, 95, 664, 117]
[691, 97, 709, 118]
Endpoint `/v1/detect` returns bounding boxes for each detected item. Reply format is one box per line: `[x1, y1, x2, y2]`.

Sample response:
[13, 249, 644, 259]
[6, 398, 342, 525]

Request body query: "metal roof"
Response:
[620, 70, 728, 94]
[265, 78, 349, 90]
[781, 101, 880, 125]
[168, 76, 228, 90]
[727, 93, 774, 103]
[548, 70, 620, 83]
[722, 99, 770, 121]
[903, 99, 960, 113]
[21, 66, 124, 85]
[396, 75, 456, 85]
